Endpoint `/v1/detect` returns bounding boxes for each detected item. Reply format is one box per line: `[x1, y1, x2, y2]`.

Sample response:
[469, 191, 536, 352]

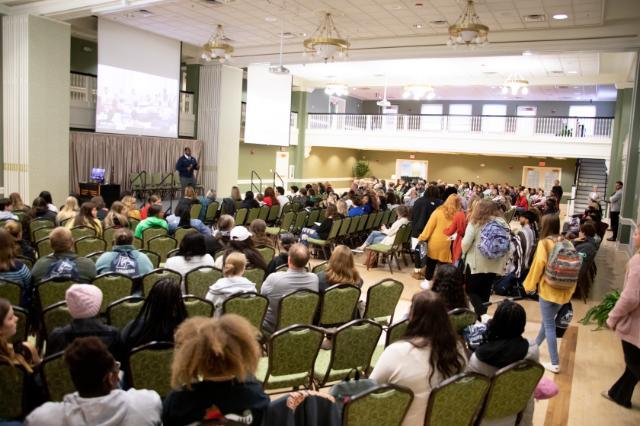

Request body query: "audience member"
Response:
[410, 185, 442, 279]
[197, 189, 218, 222]
[260, 243, 318, 333]
[357, 205, 410, 251]
[140, 194, 162, 220]
[31, 227, 97, 283]
[370, 290, 466, 426]
[347, 197, 365, 217]
[122, 195, 141, 220]
[431, 264, 470, 311]
[316, 245, 362, 292]
[443, 197, 467, 266]
[134, 205, 168, 239]
[56, 196, 79, 225]
[418, 194, 458, 288]
[276, 186, 289, 212]
[266, 233, 295, 275]
[4, 220, 36, 262]
[301, 204, 339, 244]
[25, 336, 162, 426]
[608, 180, 623, 241]
[249, 219, 274, 248]
[30, 197, 57, 221]
[103, 201, 130, 228]
[0, 228, 33, 309]
[0, 198, 18, 221]
[241, 191, 260, 209]
[162, 316, 269, 425]
[91, 196, 109, 221]
[214, 227, 268, 272]
[9, 192, 27, 211]
[210, 214, 234, 254]
[205, 252, 256, 314]
[67, 201, 103, 237]
[165, 233, 215, 286]
[230, 186, 242, 202]
[166, 200, 211, 236]
[262, 187, 280, 208]
[0, 297, 39, 373]
[96, 228, 154, 276]
[39, 191, 58, 213]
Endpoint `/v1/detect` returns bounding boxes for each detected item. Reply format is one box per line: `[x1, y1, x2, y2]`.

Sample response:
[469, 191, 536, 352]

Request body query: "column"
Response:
[607, 88, 633, 195]
[290, 90, 308, 184]
[197, 63, 242, 195]
[2, 15, 70, 203]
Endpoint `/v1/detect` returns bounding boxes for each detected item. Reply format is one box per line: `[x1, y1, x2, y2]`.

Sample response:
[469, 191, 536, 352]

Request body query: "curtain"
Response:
[69, 131, 204, 194]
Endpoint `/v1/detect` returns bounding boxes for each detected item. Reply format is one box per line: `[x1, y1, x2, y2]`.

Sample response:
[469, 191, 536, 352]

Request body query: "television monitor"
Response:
[91, 168, 106, 183]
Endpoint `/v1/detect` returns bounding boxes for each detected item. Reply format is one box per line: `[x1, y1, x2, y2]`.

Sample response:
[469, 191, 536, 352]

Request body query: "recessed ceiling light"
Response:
[279, 31, 295, 39]
[567, 70, 578, 74]
[413, 23, 424, 29]
[523, 14, 546, 22]
[264, 16, 277, 22]
[522, 50, 533, 56]
[297, 32, 307, 37]
[552, 13, 568, 20]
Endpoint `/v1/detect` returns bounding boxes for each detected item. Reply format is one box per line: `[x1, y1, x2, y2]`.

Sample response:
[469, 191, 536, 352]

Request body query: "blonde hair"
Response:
[223, 252, 246, 277]
[4, 220, 22, 241]
[336, 200, 348, 217]
[170, 316, 260, 389]
[325, 245, 361, 286]
[439, 194, 460, 219]
[121, 196, 137, 212]
[184, 186, 197, 200]
[469, 199, 498, 227]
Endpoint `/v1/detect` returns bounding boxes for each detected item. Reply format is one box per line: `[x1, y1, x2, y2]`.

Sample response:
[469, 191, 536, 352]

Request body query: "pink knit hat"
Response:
[65, 284, 103, 319]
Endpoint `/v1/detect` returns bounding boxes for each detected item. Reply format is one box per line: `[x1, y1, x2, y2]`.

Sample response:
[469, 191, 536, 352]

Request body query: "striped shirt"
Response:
[0, 262, 33, 308]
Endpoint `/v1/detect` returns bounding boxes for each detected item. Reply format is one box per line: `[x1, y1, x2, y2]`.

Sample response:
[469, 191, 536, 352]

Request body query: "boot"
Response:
[411, 267, 426, 280]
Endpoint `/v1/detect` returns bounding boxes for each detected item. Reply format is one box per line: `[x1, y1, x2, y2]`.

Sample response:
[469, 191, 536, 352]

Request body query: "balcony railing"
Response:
[307, 113, 614, 140]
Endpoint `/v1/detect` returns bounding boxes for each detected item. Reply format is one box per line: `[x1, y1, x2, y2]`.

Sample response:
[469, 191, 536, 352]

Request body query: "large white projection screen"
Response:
[245, 64, 292, 146]
[96, 18, 180, 138]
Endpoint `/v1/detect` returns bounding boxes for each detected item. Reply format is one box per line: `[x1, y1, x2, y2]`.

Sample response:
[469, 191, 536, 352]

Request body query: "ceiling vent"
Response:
[556, 85, 570, 89]
[523, 14, 546, 22]
[202, 0, 235, 5]
[550, 70, 565, 75]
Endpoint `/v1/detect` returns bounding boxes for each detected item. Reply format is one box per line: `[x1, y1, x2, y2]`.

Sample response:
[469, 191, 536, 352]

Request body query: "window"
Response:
[448, 103, 472, 132]
[481, 104, 507, 133]
[420, 104, 443, 131]
[568, 105, 596, 137]
[516, 106, 537, 135]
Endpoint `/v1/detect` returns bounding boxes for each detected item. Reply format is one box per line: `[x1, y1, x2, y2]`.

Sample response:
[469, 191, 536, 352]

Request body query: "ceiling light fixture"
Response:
[201, 24, 233, 62]
[567, 70, 578, 74]
[552, 13, 568, 20]
[501, 72, 529, 96]
[402, 85, 436, 100]
[303, 12, 350, 62]
[447, 0, 489, 47]
[413, 23, 424, 29]
[324, 83, 349, 97]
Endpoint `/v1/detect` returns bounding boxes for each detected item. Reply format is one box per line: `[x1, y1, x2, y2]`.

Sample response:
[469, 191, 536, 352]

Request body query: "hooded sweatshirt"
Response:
[25, 389, 162, 426]
[205, 276, 257, 314]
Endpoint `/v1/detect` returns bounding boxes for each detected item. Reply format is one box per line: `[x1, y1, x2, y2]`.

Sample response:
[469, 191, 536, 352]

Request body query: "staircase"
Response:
[573, 159, 608, 215]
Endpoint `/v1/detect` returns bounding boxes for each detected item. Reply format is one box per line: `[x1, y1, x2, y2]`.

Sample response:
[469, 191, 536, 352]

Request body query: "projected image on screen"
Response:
[96, 65, 178, 137]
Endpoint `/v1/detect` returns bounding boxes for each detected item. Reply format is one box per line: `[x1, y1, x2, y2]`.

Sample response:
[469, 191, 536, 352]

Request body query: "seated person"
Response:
[165, 233, 215, 288]
[31, 227, 97, 283]
[0, 228, 33, 309]
[46, 284, 122, 360]
[0, 197, 19, 221]
[103, 201, 130, 228]
[347, 197, 366, 217]
[66, 202, 103, 237]
[197, 189, 218, 222]
[249, 219, 274, 249]
[120, 279, 187, 354]
[357, 205, 410, 250]
[140, 194, 162, 220]
[121, 195, 141, 221]
[431, 264, 471, 311]
[467, 301, 538, 426]
[95, 228, 154, 277]
[266, 233, 294, 275]
[56, 196, 79, 225]
[25, 337, 162, 426]
[30, 196, 57, 221]
[166, 200, 211, 236]
[300, 204, 338, 244]
[316, 245, 362, 292]
[210, 214, 234, 255]
[206, 252, 256, 315]
[91, 196, 109, 222]
[241, 191, 260, 210]
[162, 316, 269, 426]
[214, 227, 268, 273]
[260, 244, 319, 333]
[134, 205, 168, 240]
[4, 220, 36, 262]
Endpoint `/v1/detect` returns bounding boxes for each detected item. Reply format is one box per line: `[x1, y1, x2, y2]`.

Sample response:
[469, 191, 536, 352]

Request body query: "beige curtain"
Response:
[69, 131, 204, 194]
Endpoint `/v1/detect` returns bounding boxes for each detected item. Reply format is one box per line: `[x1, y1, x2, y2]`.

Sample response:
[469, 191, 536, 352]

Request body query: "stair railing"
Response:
[274, 171, 285, 189]
[250, 170, 263, 194]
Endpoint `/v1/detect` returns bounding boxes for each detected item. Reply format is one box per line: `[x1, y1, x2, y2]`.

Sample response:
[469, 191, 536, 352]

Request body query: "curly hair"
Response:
[431, 264, 468, 311]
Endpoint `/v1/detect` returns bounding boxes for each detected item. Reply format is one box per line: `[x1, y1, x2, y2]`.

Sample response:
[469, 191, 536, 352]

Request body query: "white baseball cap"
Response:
[230, 226, 252, 241]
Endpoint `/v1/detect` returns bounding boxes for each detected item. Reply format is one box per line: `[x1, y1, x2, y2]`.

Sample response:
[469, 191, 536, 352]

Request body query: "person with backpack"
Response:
[31, 227, 96, 283]
[461, 200, 510, 317]
[95, 228, 154, 277]
[524, 214, 580, 374]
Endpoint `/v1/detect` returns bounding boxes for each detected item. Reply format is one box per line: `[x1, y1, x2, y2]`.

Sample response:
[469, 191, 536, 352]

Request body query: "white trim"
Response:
[236, 177, 353, 185]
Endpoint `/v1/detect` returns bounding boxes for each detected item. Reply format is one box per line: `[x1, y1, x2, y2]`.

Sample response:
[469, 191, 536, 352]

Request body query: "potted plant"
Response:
[354, 160, 370, 179]
[579, 290, 621, 330]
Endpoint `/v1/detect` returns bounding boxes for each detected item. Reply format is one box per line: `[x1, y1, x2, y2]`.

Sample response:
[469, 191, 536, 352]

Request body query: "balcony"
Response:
[305, 113, 614, 159]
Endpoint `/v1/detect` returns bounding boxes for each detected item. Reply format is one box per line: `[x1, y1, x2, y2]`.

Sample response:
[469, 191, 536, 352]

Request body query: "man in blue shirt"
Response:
[175, 147, 199, 190]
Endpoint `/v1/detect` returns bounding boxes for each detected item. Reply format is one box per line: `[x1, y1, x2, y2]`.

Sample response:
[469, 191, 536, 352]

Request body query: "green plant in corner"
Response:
[354, 160, 370, 178]
[579, 290, 620, 330]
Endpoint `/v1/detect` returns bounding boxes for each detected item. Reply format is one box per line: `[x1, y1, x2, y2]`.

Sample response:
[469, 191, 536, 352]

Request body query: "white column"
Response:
[197, 64, 242, 195]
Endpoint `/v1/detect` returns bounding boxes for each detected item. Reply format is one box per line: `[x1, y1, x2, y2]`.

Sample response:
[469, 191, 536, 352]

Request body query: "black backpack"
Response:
[44, 256, 80, 281]
[109, 250, 140, 277]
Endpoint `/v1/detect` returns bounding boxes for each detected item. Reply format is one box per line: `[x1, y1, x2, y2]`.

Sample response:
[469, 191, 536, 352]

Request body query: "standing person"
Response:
[175, 147, 199, 191]
[551, 180, 563, 204]
[523, 214, 576, 374]
[410, 185, 442, 280]
[602, 224, 640, 408]
[608, 181, 623, 241]
[443, 198, 467, 266]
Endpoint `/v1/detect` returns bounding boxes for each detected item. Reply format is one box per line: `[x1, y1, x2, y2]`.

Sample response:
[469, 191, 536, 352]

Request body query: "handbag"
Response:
[329, 369, 377, 415]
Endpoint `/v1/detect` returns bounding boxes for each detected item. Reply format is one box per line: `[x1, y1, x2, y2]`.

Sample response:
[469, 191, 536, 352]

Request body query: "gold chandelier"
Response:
[502, 72, 529, 95]
[201, 25, 234, 62]
[303, 13, 349, 62]
[447, 0, 489, 47]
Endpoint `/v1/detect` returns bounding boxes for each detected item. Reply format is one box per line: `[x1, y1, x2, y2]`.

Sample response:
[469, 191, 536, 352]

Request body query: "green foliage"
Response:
[579, 290, 620, 330]
[354, 160, 370, 178]
[557, 124, 573, 137]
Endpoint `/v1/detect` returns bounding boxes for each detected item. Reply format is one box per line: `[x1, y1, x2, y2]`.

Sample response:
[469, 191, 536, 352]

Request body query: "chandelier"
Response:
[501, 72, 529, 95]
[447, 0, 489, 47]
[201, 25, 234, 62]
[324, 83, 349, 97]
[403, 85, 436, 100]
[303, 13, 350, 61]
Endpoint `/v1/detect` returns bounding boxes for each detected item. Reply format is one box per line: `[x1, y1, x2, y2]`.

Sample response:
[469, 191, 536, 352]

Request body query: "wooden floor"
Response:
[310, 234, 640, 425]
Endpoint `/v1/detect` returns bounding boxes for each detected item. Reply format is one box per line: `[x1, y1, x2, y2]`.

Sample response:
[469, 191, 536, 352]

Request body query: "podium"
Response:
[78, 183, 121, 208]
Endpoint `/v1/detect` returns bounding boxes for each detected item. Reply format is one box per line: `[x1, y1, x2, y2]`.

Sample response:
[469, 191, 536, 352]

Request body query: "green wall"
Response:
[70, 37, 97, 75]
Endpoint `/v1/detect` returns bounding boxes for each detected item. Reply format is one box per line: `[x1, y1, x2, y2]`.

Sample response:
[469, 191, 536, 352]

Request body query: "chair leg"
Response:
[387, 254, 394, 274]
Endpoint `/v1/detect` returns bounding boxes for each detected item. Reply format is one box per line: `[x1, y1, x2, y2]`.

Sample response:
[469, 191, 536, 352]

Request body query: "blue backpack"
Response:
[44, 256, 80, 281]
[478, 220, 511, 259]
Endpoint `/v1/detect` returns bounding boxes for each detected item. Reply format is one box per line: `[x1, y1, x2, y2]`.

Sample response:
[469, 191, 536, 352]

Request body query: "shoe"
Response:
[607, 237, 616, 242]
[420, 279, 431, 290]
[411, 271, 424, 280]
[543, 362, 560, 374]
[601, 391, 632, 408]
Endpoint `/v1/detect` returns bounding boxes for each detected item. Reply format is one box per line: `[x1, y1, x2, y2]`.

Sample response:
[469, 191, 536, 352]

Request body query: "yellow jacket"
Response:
[419, 207, 453, 263]
[523, 238, 575, 304]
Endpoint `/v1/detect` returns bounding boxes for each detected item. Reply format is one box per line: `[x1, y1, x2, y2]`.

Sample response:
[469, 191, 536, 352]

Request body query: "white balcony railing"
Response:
[307, 113, 614, 140]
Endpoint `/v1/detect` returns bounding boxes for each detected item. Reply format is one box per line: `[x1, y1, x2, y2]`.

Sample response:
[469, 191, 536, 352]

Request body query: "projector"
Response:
[269, 64, 290, 75]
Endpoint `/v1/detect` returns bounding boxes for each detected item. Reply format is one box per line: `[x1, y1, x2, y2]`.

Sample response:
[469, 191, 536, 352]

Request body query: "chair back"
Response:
[36, 237, 54, 257]
[74, 236, 107, 257]
[311, 261, 328, 274]
[127, 341, 174, 398]
[41, 352, 76, 402]
[141, 268, 181, 296]
[139, 249, 160, 268]
[381, 210, 391, 227]
[479, 360, 544, 422]
[263, 325, 324, 389]
[306, 209, 320, 227]
[37, 279, 76, 310]
[278, 211, 295, 233]
[363, 279, 403, 326]
[318, 284, 361, 326]
[174, 227, 198, 245]
[364, 213, 377, 231]
[386, 319, 408, 347]
[246, 208, 260, 225]
[185, 266, 223, 298]
[235, 208, 248, 225]
[347, 215, 361, 235]
[190, 204, 202, 220]
[128, 217, 140, 231]
[142, 227, 167, 249]
[391, 224, 409, 247]
[343, 384, 414, 426]
[92, 273, 134, 313]
[388, 209, 398, 225]
[258, 205, 270, 221]
[32, 226, 53, 242]
[243, 268, 266, 292]
[267, 205, 280, 223]
[85, 251, 104, 263]
[103, 226, 118, 251]
[338, 217, 352, 238]
[30, 219, 54, 240]
[132, 237, 143, 250]
[0, 363, 27, 418]
[70, 225, 96, 240]
[204, 201, 219, 223]
[276, 289, 320, 331]
[147, 235, 178, 263]
[183, 295, 214, 317]
[10, 306, 28, 343]
[41, 301, 73, 341]
[326, 219, 342, 241]
[292, 211, 308, 234]
[424, 373, 490, 426]
[0, 279, 22, 306]
[373, 211, 385, 228]
[448, 308, 477, 334]
[256, 246, 275, 265]
[106, 296, 144, 328]
[222, 292, 269, 331]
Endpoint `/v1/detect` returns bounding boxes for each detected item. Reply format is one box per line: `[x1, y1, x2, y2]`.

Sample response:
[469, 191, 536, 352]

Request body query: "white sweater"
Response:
[206, 276, 257, 315]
